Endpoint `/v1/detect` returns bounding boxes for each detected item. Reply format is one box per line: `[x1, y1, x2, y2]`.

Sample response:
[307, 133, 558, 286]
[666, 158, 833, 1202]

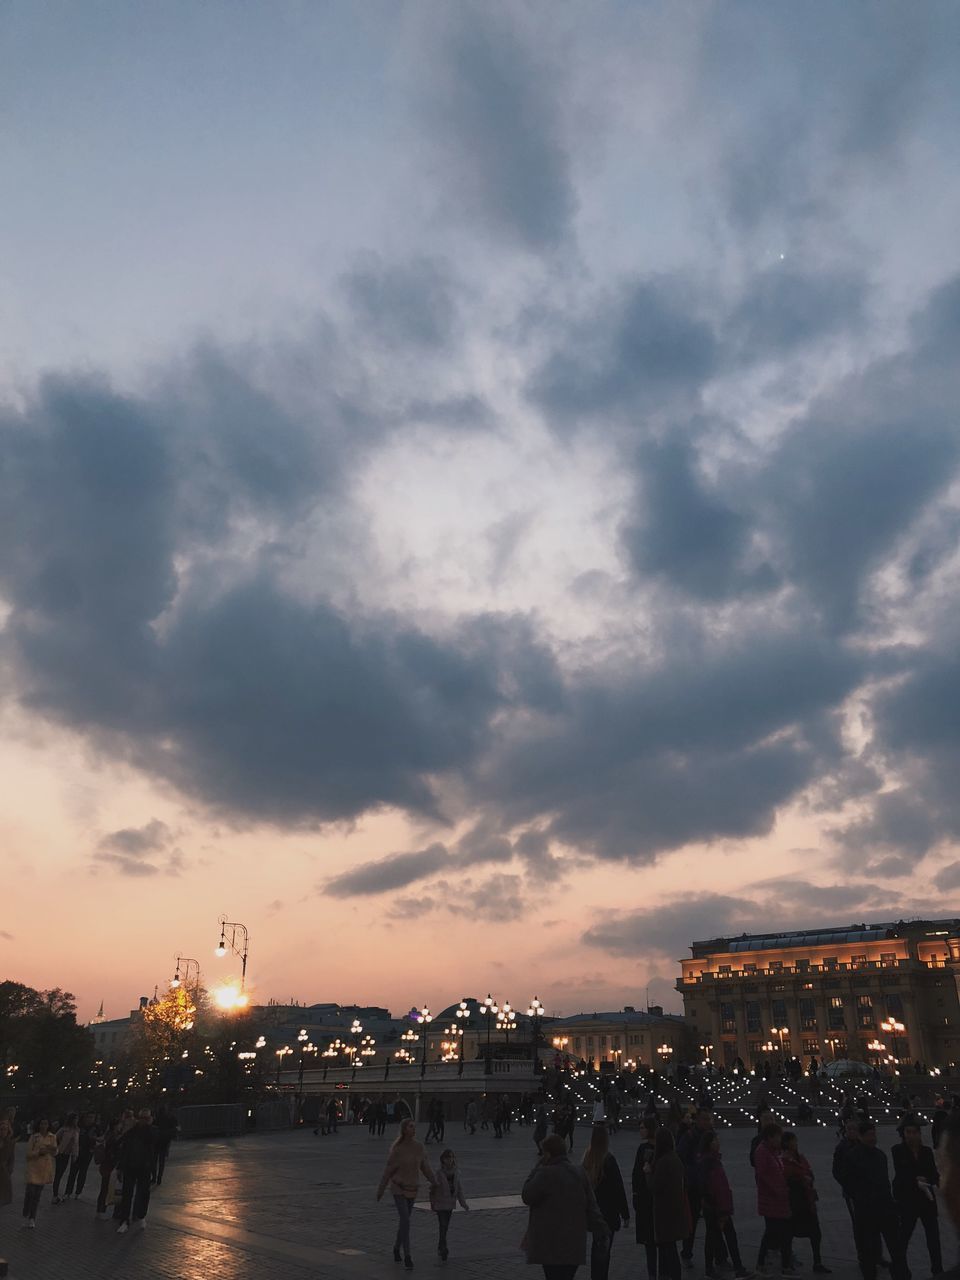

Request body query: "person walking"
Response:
[700, 1130, 753, 1278]
[650, 1127, 687, 1280]
[753, 1122, 794, 1275]
[0, 1107, 16, 1211]
[376, 1118, 436, 1271]
[22, 1117, 56, 1227]
[844, 1121, 908, 1280]
[631, 1116, 659, 1279]
[892, 1116, 942, 1275]
[679, 1108, 715, 1266]
[781, 1130, 831, 1273]
[52, 1112, 79, 1203]
[534, 1102, 549, 1156]
[465, 1099, 478, 1136]
[95, 1118, 123, 1219]
[583, 1123, 629, 1280]
[429, 1147, 469, 1263]
[66, 1113, 98, 1199]
[116, 1108, 157, 1233]
[522, 1132, 609, 1280]
[152, 1105, 177, 1186]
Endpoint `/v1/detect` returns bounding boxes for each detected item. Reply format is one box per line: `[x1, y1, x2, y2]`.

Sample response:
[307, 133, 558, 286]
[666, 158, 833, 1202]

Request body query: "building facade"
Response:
[545, 1007, 688, 1070]
[678, 919, 960, 1069]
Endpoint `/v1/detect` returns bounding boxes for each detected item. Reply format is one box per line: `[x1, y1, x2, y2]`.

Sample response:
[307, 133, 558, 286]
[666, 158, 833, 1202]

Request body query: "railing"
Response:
[682, 958, 919, 982]
[280, 1058, 537, 1088]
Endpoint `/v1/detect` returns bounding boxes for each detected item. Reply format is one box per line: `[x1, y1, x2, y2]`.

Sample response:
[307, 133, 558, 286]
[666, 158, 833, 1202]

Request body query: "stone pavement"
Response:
[0, 1122, 955, 1279]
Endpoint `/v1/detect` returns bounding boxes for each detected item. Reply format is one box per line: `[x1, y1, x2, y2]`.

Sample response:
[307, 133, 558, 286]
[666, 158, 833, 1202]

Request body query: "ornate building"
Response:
[678, 919, 960, 1069]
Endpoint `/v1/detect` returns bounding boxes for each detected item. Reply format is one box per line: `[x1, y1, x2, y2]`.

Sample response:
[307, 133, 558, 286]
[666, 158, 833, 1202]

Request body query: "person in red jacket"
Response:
[700, 1131, 753, 1278]
[754, 1122, 794, 1275]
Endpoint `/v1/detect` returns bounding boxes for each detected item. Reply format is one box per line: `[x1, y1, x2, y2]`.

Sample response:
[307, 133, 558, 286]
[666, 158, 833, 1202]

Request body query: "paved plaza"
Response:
[1, 1122, 955, 1280]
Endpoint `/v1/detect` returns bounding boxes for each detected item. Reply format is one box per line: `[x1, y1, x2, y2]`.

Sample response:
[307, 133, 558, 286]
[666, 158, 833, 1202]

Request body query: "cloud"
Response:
[342, 255, 459, 349]
[93, 818, 181, 877]
[728, 266, 868, 359]
[933, 863, 960, 892]
[621, 435, 776, 601]
[0, 931, 14, 942]
[529, 279, 718, 429]
[326, 844, 450, 898]
[582, 879, 896, 958]
[417, 8, 576, 249]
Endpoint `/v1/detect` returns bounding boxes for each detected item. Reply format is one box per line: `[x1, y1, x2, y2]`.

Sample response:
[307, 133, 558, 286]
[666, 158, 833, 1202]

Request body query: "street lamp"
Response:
[214, 915, 250, 995]
[527, 996, 544, 1073]
[275, 1044, 293, 1085]
[479, 994, 498, 1072]
[700, 1042, 714, 1065]
[416, 1007, 433, 1077]
[867, 1038, 886, 1068]
[442, 1023, 464, 1065]
[171, 956, 201, 997]
[658, 1043, 674, 1062]
[497, 1003, 517, 1050]
[881, 1018, 906, 1062]
[771, 1026, 789, 1058]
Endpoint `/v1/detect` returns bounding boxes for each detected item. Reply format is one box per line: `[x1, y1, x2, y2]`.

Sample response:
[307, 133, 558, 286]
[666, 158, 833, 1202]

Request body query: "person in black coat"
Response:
[583, 1123, 629, 1280]
[845, 1122, 908, 1280]
[116, 1109, 157, 1233]
[892, 1117, 942, 1274]
[632, 1117, 659, 1279]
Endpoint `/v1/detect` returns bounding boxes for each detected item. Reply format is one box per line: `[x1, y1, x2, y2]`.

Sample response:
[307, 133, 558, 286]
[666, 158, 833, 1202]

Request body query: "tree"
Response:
[0, 979, 94, 1102]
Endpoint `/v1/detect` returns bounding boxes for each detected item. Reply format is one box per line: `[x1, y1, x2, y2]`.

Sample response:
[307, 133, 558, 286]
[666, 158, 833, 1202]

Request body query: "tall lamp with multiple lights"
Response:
[214, 916, 250, 1007]
[527, 996, 544, 1073]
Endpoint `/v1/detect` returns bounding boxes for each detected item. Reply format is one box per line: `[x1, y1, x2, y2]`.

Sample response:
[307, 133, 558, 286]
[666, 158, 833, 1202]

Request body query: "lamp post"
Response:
[881, 1018, 906, 1064]
[442, 1023, 463, 1065]
[497, 1003, 517, 1051]
[455, 1000, 470, 1076]
[275, 1044, 293, 1085]
[479, 994, 498, 1073]
[321, 1038, 343, 1081]
[416, 1007, 433, 1077]
[657, 1042, 674, 1067]
[700, 1042, 714, 1066]
[527, 996, 544, 1074]
[771, 1026, 789, 1060]
[171, 956, 201, 999]
[867, 1038, 886, 1069]
[214, 916, 250, 998]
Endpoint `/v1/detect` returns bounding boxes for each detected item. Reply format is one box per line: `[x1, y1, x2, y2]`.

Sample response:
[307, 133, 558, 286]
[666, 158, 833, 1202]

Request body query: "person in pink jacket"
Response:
[754, 1123, 794, 1275]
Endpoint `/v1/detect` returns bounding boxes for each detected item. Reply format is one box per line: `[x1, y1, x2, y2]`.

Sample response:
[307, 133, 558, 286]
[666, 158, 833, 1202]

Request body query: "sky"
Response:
[2, 1, 960, 1024]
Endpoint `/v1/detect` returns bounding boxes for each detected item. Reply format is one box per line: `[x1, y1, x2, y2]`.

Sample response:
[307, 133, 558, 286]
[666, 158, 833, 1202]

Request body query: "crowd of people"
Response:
[369, 1088, 960, 1280]
[0, 1104, 177, 1232]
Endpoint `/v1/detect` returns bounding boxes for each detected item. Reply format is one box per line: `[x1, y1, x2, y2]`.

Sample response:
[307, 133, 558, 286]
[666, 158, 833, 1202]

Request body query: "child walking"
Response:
[429, 1148, 470, 1263]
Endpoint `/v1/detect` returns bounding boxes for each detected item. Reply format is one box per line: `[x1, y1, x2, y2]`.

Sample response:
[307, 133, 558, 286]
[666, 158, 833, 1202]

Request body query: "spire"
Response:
[93, 1000, 105, 1024]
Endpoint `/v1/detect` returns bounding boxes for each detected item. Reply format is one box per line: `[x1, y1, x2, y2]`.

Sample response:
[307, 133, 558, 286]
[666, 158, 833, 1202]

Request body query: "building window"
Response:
[744, 964, 757, 975]
[629, 1034, 640, 1046]
[748, 1040, 763, 1055]
[885, 994, 905, 1018]
[719, 965, 731, 975]
[600, 1036, 608, 1048]
[611, 1037, 621, 1050]
[851, 954, 868, 968]
[772, 998, 788, 1025]
[796, 959, 810, 973]
[880, 953, 897, 967]
[858, 995, 874, 1028]
[828, 997, 845, 1030]
[824, 956, 838, 970]
[802, 1038, 820, 1055]
[574, 1038, 582, 1052]
[746, 1001, 761, 1033]
[799, 997, 817, 1030]
[769, 960, 783, 972]
[720, 1002, 736, 1034]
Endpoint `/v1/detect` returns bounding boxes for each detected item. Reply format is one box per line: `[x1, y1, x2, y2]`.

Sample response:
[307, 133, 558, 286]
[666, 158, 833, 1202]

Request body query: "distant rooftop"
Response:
[691, 918, 960, 958]
[552, 1008, 683, 1026]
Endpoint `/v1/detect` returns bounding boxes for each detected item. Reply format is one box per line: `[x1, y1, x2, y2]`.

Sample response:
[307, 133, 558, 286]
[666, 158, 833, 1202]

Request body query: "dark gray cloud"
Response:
[621, 436, 775, 601]
[419, 8, 575, 250]
[342, 255, 459, 349]
[477, 624, 863, 860]
[326, 844, 450, 898]
[529, 279, 718, 429]
[582, 879, 894, 958]
[729, 267, 868, 359]
[94, 819, 182, 877]
[934, 863, 960, 892]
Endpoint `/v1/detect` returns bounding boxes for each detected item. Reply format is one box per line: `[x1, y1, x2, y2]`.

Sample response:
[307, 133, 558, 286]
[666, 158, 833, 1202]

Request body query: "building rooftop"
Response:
[690, 918, 960, 958]
[552, 1009, 683, 1026]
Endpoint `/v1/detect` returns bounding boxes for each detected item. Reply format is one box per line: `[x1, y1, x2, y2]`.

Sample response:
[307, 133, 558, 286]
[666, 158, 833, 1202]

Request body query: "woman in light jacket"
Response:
[22, 1117, 57, 1227]
[522, 1132, 609, 1278]
[376, 1118, 435, 1271]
